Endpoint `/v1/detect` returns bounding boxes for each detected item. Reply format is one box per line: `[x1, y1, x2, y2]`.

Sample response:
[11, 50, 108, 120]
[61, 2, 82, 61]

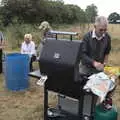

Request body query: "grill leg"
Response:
[44, 84, 48, 120]
[82, 94, 98, 120]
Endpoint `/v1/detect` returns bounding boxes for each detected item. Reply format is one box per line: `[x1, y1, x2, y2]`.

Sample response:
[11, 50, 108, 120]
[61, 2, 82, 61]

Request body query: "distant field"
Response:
[0, 23, 120, 120]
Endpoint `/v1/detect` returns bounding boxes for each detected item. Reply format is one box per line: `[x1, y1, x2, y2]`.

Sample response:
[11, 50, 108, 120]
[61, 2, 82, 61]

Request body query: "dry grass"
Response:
[0, 76, 44, 120]
[0, 76, 58, 120]
[0, 24, 120, 120]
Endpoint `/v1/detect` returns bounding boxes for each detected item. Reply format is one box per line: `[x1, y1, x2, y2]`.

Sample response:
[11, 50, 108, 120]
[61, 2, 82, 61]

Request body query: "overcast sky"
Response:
[64, 0, 120, 17]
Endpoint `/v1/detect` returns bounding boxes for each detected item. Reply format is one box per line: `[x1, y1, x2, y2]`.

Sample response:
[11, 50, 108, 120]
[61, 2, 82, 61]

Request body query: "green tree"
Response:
[85, 4, 98, 23]
[108, 12, 120, 23]
[1, 0, 47, 24]
[0, 0, 97, 25]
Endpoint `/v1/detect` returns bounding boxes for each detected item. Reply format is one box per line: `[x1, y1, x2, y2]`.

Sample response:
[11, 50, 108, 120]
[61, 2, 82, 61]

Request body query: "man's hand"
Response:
[93, 61, 104, 71]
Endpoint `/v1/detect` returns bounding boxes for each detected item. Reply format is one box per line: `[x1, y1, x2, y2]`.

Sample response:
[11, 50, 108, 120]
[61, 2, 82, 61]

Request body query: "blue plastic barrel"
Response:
[4, 53, 30, 91]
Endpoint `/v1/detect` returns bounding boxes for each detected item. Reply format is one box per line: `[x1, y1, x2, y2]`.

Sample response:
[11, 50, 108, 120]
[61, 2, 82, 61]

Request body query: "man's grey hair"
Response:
[95, 16, 108, 26]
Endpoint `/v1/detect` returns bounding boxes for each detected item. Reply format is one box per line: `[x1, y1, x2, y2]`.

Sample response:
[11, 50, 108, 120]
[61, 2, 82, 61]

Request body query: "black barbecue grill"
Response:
[39, 39, 84, 98]
[39, 38, 97, 120]
[29, 31, 97, 120]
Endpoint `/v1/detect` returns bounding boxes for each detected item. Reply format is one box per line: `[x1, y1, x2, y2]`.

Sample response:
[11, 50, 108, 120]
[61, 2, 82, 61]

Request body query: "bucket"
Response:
[4, 53, 30, 91]
[95, 104, 118, 120]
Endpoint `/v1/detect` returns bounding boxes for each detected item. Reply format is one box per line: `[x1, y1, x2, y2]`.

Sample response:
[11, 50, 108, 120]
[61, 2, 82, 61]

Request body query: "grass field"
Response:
[0, 24, 120, 120]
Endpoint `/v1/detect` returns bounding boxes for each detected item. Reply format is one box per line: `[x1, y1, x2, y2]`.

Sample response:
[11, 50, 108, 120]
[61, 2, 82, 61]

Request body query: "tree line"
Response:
[0, 0, 119, 49]
[0, 0, 98, 26]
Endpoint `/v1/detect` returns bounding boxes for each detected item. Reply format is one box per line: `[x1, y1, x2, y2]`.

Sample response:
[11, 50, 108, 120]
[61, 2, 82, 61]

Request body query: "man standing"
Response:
[80, 16, 111, 75]
[37, 21, 52, 58]
[0, 32, 5, 73]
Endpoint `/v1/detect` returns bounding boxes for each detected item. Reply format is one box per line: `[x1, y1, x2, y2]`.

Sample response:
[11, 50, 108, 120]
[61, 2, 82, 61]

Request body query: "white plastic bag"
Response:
[83, 72, 115, 102]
